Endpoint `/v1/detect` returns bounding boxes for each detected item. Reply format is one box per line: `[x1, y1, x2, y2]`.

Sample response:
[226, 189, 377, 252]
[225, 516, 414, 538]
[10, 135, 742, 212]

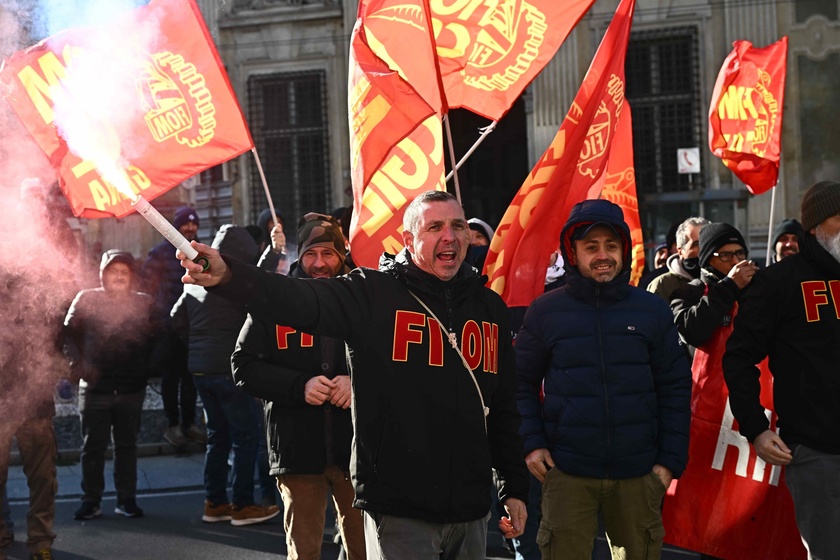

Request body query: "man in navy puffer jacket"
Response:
[515, 199, 691, 560]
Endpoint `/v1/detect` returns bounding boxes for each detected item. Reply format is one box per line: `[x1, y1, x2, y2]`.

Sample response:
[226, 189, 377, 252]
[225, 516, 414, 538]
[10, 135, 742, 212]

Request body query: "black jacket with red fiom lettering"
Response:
[212, 249, 529, 523]
[231, 262, 354, 477]
[723, 233, 840, 453]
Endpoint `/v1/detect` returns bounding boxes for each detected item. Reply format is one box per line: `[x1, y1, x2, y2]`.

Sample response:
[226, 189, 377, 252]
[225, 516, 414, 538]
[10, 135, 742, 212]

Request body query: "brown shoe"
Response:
[184, 424, 207, 444]
[230, 504, 280, 526]
[163, 425, 189, 447]
[202, 501, 233, 523]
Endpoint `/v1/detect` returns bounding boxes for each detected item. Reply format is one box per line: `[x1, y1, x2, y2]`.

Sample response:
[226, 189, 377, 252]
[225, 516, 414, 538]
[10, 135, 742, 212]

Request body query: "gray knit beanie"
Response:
[801, 181, 840, 231]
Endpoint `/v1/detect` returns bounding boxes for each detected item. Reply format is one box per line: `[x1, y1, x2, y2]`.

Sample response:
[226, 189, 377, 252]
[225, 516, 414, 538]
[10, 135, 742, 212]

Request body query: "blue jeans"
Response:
[254, 401, 276, 505]
[512, 473, 543, 560]
[192, 374, 260, 507]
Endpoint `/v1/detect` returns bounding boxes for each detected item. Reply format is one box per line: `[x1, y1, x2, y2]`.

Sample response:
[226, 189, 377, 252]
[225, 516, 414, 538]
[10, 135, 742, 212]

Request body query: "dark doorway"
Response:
[444, 98, 530, 230]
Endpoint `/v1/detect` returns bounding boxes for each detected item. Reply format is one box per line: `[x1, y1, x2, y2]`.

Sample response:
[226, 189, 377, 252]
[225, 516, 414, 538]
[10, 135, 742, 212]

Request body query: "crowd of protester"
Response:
[2, 177, 838, 560]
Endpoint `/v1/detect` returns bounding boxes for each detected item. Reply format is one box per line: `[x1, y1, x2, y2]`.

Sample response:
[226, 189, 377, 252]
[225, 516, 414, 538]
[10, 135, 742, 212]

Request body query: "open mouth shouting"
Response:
[437, 248, 459, 265]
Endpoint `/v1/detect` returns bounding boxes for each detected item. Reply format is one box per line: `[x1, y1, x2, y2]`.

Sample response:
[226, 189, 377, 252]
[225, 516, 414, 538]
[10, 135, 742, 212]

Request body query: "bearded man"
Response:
[724, 180, 840, 559]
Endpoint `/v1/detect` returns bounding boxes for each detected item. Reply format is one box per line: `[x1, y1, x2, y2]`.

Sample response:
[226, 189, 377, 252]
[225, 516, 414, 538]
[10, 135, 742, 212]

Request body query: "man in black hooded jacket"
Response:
[232, 213, 364, 559]
[724, 181, 840, 558]
[179, 190, 528, 559]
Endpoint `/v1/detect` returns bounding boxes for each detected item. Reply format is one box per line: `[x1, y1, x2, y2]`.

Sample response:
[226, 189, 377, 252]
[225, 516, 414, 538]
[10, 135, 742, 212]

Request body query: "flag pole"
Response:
[419, 0, 461, 202]
[251, 147, 279, 225]
[443, 115, 462, 204]
[765, 183, 777, 267]
[445, 121, 497, 183]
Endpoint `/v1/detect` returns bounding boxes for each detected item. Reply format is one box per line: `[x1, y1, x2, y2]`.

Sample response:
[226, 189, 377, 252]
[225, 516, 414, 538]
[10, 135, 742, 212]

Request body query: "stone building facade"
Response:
[16, 0, 839, 262]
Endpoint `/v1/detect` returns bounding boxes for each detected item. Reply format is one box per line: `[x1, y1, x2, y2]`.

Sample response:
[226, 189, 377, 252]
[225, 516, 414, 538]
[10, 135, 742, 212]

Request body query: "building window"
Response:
[626, 27, 702, 196]
[625, 27, 704, 249]
[248, 71, 331, 233]
[193, 165, 232, 241]
[798, 53, 840, 186]
[795, 0, 838, 23]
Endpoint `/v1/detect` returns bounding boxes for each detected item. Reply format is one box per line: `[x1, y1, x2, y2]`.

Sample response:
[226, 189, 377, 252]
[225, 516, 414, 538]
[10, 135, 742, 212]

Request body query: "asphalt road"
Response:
[5, 488, 701, 559]
[4, 489, 517, 560]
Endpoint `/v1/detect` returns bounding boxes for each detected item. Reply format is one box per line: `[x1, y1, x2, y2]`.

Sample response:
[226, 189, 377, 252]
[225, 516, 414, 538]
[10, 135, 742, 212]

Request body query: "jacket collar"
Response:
[801, 233, 840, 277]
[564, 265, 632, 303]
[379, 249, 485, 302]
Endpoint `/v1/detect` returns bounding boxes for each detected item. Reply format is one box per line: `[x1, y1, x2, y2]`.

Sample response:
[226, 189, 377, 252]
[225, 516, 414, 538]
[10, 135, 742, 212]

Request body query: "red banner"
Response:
[595, 105, 645, 286]
[662, 307, 805, 559]
[708, 37, 787, 195]
[484, 0, 636, 307]
[435, 0, 595, 120]
[350, 115, 446, 265]
[0, 0, 253, 219]
[348, 0, 445, 267]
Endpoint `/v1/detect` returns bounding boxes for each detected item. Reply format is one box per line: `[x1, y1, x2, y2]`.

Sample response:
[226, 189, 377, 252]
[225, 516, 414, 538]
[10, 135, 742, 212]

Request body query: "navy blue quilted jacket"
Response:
[515, 201, 691, 479]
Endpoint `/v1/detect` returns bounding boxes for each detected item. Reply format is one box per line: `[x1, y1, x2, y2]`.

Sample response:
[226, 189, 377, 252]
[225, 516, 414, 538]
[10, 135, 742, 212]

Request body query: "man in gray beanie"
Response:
[723, 180, 840, 558]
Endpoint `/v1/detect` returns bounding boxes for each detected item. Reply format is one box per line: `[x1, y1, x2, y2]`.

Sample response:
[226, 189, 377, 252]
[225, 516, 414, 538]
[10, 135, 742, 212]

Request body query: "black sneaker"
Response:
[73, 501, 101, 520]
[115, 498, 144, 518]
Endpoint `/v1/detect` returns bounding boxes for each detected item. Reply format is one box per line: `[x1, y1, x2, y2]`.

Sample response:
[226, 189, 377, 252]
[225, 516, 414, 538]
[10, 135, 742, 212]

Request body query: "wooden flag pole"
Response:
[251, 147, 279, 226]
[445, 121, 498, 184]
[765, 183, 778, 267]
[443, 115, 462, 204]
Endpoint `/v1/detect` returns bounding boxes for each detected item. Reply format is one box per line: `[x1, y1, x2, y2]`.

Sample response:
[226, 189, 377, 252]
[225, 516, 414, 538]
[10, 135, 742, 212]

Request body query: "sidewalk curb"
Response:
[10, 441, 206, 467]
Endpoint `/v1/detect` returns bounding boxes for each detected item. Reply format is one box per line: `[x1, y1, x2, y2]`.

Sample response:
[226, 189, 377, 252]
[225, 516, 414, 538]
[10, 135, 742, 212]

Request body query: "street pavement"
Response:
[5, 450, 701, 559]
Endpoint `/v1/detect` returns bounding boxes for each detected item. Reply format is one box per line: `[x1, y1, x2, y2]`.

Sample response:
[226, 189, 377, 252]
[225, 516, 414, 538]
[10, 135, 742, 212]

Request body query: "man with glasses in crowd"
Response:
[670, 222, 758, 355]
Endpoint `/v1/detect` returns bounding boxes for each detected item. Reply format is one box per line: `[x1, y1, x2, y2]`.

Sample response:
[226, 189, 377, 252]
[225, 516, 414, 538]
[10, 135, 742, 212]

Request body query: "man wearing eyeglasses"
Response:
[668, 222, 758, 560]
[670, 222, 758, 355]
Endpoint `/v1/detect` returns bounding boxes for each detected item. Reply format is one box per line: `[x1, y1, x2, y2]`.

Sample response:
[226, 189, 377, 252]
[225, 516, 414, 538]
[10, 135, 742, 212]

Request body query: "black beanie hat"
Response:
[296, 212, 346, 263]
[173, 206, 199, 230]
[771, 218, 803, 245]
[698, 223, 747, 268]
[800, 181, 840, 231]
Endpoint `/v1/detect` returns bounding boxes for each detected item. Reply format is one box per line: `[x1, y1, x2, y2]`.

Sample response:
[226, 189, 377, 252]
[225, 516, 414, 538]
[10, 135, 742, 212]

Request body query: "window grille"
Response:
[247, 71, 331, 232]
[625, 27, 702, 196]
[795, 0, 838, 23]
[194, 165, 232, 241]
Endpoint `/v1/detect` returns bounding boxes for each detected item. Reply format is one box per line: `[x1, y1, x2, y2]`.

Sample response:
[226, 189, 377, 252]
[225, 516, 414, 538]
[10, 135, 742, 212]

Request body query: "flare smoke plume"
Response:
[0, 0, 149, 439]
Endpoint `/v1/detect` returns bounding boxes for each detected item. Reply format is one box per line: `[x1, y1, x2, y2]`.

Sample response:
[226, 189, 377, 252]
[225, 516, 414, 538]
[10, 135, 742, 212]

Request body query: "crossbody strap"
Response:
[408, 290, 489, 432]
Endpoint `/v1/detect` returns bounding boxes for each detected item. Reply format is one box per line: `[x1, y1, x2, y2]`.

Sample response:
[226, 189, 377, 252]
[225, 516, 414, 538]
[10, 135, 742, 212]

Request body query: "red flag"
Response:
[435, 0, 595, 120]
[348, 0, 443, 192]
[662, 307, 805, 559]
[484, 0, 636, 307]
[348, 0, 445, 267]
[708, 37, 787, 194]
[595, 105, 645, 285]
[0, 0, 253, 219]
[348, 0, 597, 268]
